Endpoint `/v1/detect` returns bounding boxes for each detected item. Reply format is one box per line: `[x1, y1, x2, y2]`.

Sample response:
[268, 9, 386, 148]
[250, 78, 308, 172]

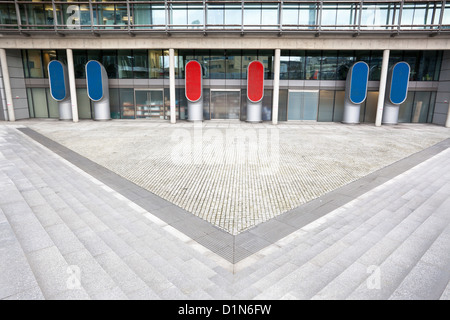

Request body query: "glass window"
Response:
[369, 51, 383, 81]
[26, 88, 34, 118]
[337, 51, 355, 81]
[110, 88, 120, 119]
[388, 50, 403, 70]
[96, 4, 127, 29]
[278, 89, 288, 121]
[22, 50, 30, 78]
[32, 88, 48, 118]
[209, 50, 226, 79]
[118, 50, 133, 79]
[258, 50, 273, 80]
[207, 4, 224, 28]
[132, 50, 148, 79]
[27, 50, 44, 78]
[171, 4, 187, 27]
[417, 51, 439, 81]
[242, 50, 258, 79]
[333, 91, 345, 122]
[149, 50, 163, 79]
[73, 50, 88, 78]
[77, 88, 92, 119]
[261, 3, 278, 29]
[280, 50, 290, 80]
[412, 4, 427, 28]
[318, 90, 334, 122]
[320, 51, 337, 80]
[364, 91, 379, 123]
[401, 3, 415, 27]
[442, 4, 450, 26]
[403, 51, 419, 81]
[321, 4, 337, 29]
[225, 4, 241, 28]
[305, 51, 321, 80]
[428, 92, 437, 123]
[361, 3, 394, 30]
[46, 88, 59, 119]
[120, 88, 135, 119]
[398, 91, 415, 123]
[336, 3, 355, 29]
[0, 4, 18, 27]
[262, 89, 273, 121]
[188, 4, 203, 28]
[244, 4, 261, 27]
[412, 91, 432, 123]
[133, 3, 151, 28]
[42, 50, 57, 78]
[151, 4, 165, 29]
[282, 4, 299, 27]
[226, 50, 242, 80]
[288, 50, 305, 80]
[102, 50, 118, 78]
[299, 4, 317, 29]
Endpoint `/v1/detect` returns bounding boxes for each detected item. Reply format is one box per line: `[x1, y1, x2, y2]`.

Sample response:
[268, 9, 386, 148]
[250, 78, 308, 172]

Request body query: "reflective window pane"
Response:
[412, 91, 431, 123]
[337, 51, 355, 81]
[318, 90, 334, 122]
[280, 50, 290, 80]
[225, 4, 241, 28]
[282, 4, 298, 27]
[133, 49, 149, 79]
[32, 88, 48, 118]
[244, 4, 261, 27]
[188, 5, 203, 28]
[27, 50, 44, 78]
[207, 4, 224, 28]
[288, 50, 305, 80]
[320, 51, 337, 80]
[118, 50, 133, 79]
[305, 51, 321, 80]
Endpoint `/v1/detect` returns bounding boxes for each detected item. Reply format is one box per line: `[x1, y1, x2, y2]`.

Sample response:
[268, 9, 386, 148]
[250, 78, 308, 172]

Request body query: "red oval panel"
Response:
[185, 61, 202, 102]
[247, 61, 264, 103]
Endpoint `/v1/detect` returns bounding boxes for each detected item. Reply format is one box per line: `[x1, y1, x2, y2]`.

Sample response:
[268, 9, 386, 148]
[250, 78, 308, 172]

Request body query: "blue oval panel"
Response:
[48, 61, 66, 101]
[86, 61, 103, 101]
[349, 62, 369, 104]
[390, 62, 410, 105]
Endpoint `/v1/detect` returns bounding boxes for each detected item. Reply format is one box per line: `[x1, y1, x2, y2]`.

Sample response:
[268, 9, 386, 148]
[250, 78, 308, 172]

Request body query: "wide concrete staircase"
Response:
[0, 125, 449, 300]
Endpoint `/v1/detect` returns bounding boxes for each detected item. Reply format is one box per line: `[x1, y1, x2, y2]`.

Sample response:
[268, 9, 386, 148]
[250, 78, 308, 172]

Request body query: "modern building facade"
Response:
[1, 0, 450, 126]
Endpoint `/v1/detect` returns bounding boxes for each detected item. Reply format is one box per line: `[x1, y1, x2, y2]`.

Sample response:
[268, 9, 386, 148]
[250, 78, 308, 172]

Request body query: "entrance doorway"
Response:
[210, 89, 241, 120]
[134, 89, 166, 119]
[287, 90, 319, 121]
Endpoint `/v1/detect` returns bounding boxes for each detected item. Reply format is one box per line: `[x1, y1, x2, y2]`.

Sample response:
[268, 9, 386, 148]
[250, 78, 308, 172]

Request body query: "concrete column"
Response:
[66, 49, 79, 123]
[169, 48, 176, 124]
[446, 102, 450, 128]
[375, 49, 390, 127]
[0, 49, 15, 121]
[272, 49, 281, 125]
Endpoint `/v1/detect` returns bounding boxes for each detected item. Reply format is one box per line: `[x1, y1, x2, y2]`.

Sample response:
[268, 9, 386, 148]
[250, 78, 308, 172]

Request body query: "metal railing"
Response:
[0, 0, 449, 37]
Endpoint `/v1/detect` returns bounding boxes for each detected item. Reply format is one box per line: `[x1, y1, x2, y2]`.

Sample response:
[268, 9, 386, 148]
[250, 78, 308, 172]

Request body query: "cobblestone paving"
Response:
[25, 120, 450, 234]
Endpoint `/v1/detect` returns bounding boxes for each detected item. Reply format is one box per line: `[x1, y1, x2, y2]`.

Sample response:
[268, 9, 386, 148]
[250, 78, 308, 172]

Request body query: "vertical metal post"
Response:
[272, 49, 281, 125]
[169, 48, 176, 124]
[375, 49, 390, 127]
[0, 49, 15, 122]
[66, 49, 79, 123]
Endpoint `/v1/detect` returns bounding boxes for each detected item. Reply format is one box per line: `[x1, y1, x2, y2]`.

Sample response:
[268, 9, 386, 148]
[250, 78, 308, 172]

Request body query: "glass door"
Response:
[287, 90, 319, 120]
[134, 89, 165, 119]
[210, 89, 240, 119]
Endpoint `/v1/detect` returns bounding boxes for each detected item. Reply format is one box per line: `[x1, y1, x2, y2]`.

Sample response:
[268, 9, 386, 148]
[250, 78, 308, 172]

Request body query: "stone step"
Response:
[0, 205, 44, 300]
[0, 171, 89, 299]
[389, 223, 450, 300]
[19, 135, 185, 298]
